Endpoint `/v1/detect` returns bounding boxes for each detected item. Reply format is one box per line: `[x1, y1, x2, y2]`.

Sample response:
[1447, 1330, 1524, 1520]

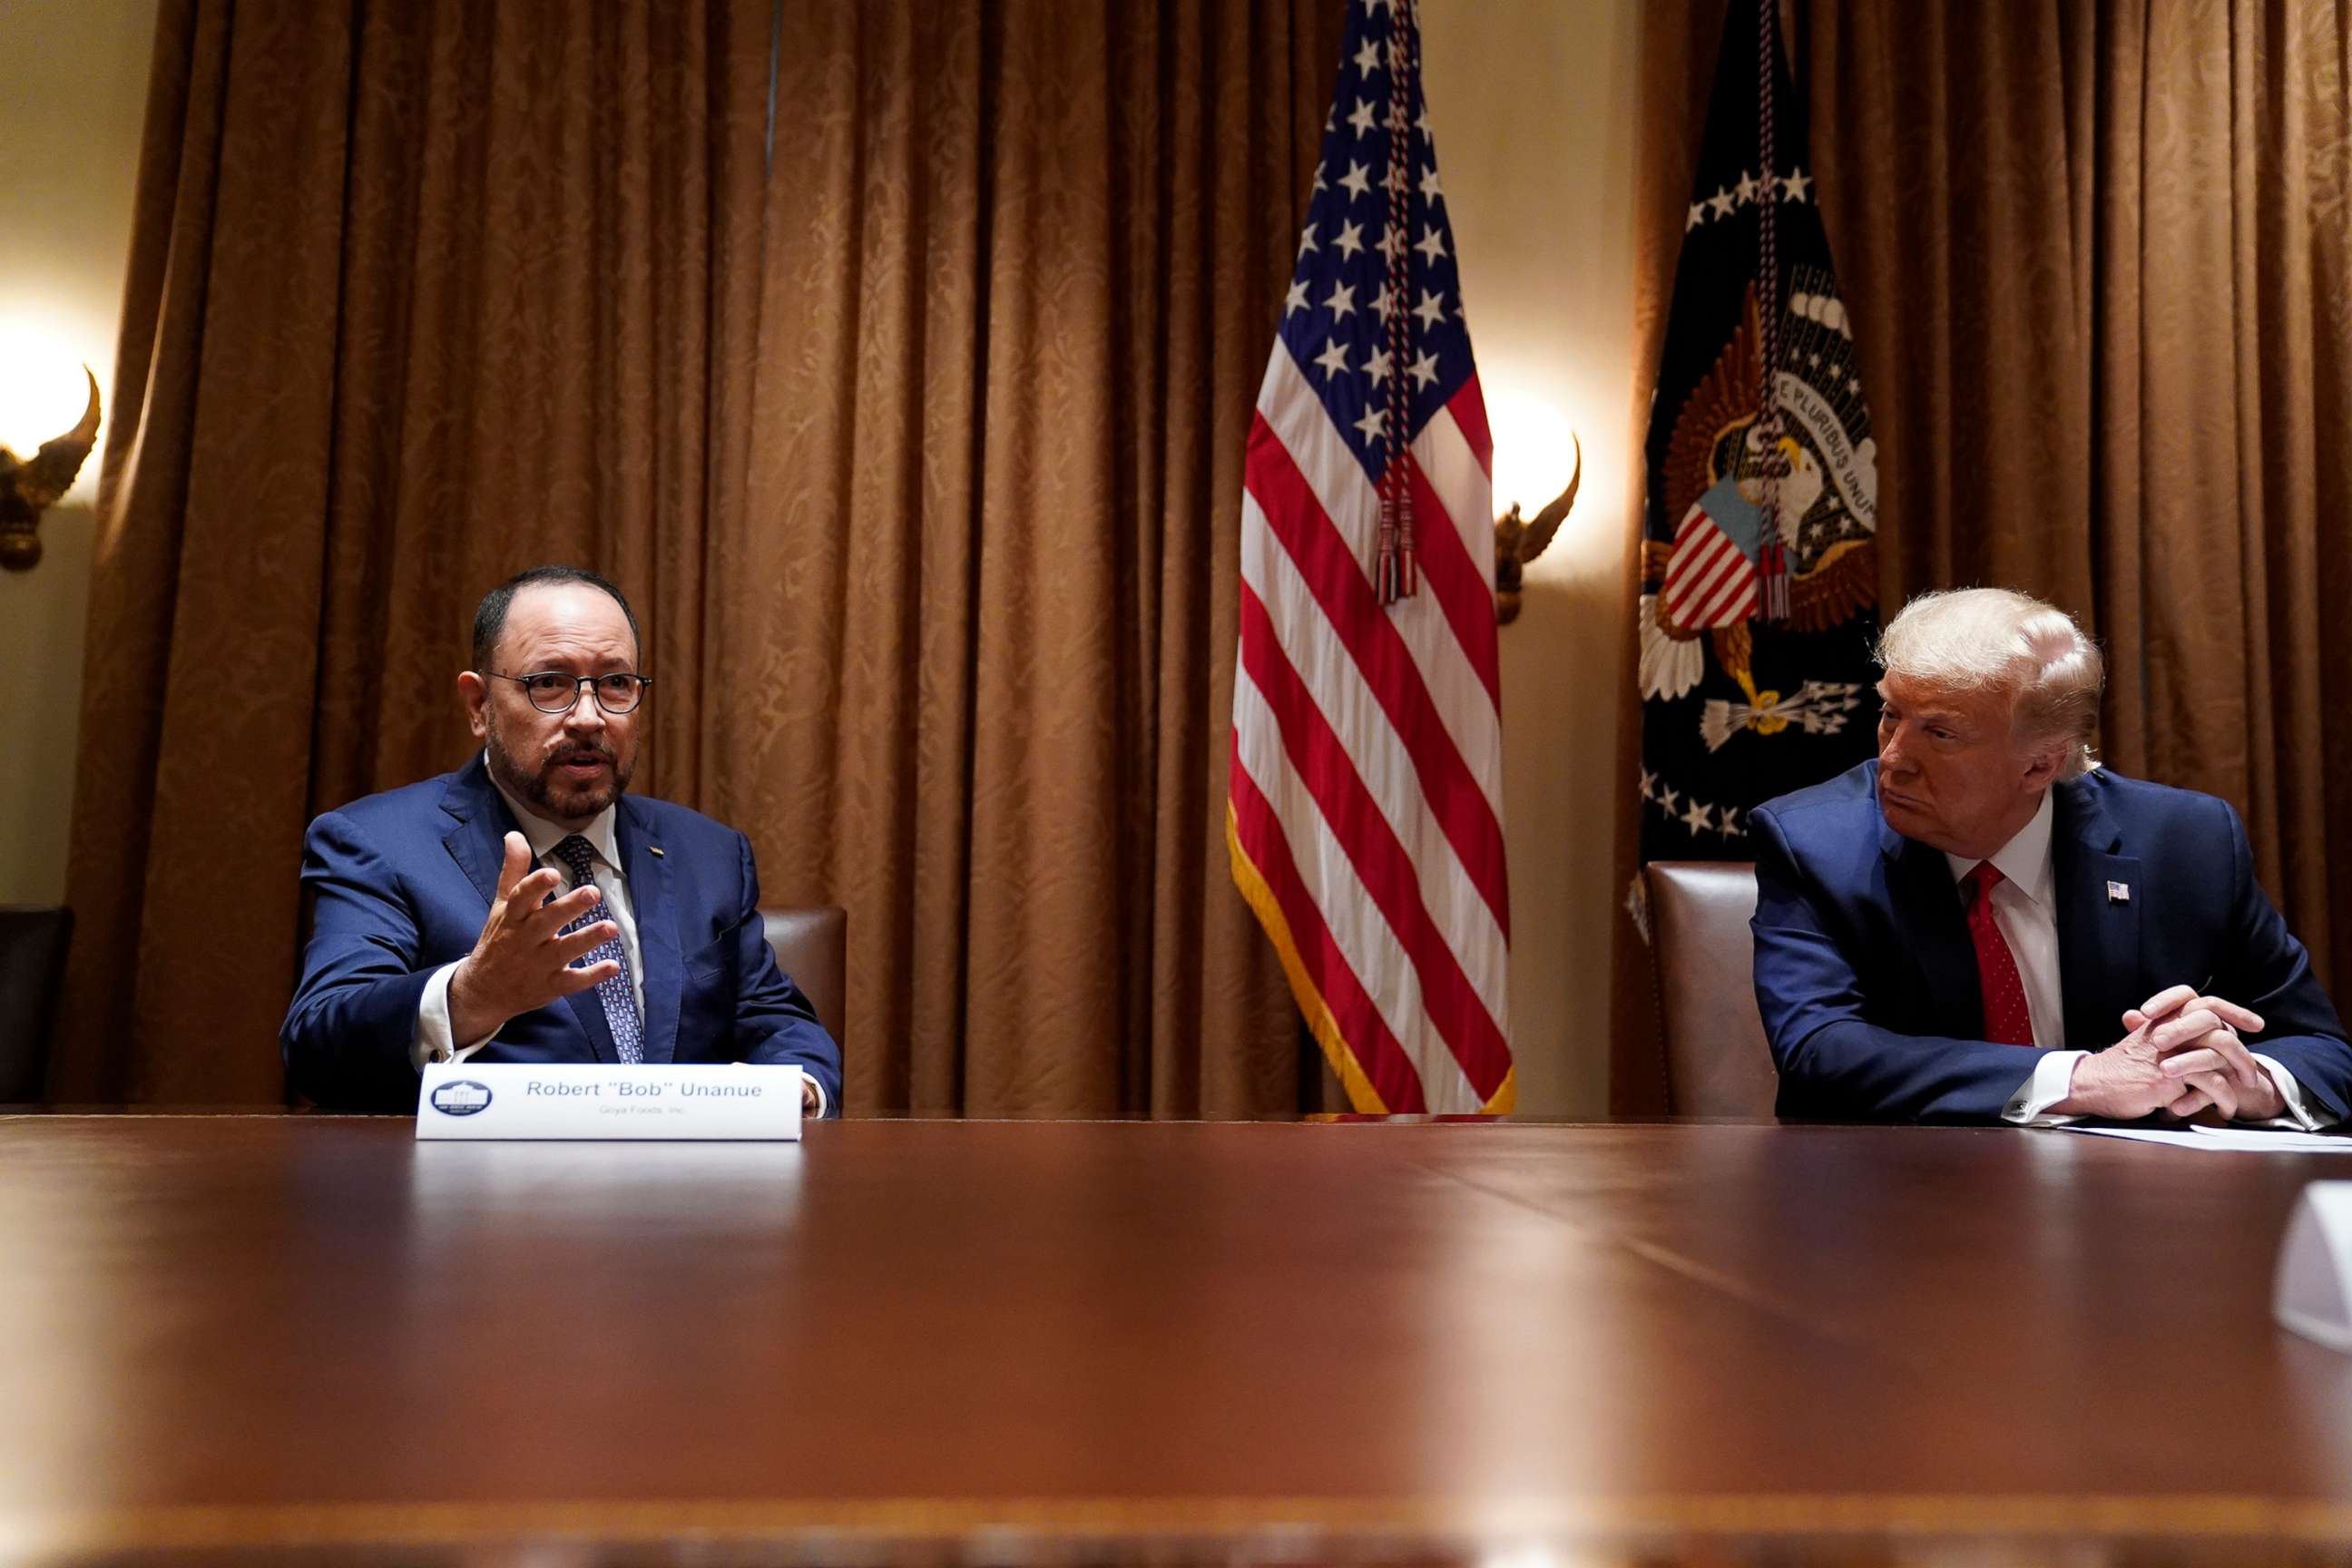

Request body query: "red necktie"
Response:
[1965, 862, 2034, 1046]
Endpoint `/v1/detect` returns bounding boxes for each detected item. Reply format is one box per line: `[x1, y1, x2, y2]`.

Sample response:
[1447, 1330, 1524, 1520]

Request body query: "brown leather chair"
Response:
[760, 906, 847, 1053]
[1644, 863, 1778, 1118]
[0, 906, 73, 1103]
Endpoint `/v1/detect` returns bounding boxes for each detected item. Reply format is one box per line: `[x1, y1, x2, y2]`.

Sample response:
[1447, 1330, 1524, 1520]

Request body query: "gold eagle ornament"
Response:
[0, 368, 103, 573]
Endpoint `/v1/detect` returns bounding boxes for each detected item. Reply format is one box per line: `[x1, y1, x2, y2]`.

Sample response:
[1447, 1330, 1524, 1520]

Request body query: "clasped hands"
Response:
[2051, 983, 2283, 1122]
[445, 833, 823, 1112]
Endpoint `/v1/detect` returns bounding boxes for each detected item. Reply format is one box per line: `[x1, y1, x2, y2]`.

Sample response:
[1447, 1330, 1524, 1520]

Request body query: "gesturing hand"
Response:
[446, 831, 622, 1044]
[2054, 985, 2277, 1122]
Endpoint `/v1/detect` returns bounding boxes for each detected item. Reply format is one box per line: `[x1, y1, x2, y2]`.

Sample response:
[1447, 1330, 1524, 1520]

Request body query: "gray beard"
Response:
[485, 724, 631, 825]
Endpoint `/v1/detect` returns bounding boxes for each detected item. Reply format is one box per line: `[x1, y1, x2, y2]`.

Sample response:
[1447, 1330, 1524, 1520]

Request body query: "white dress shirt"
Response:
[1954, 791, 2329, 1128]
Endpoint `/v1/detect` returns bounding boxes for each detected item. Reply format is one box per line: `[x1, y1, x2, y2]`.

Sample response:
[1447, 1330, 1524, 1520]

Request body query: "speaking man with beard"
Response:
[281, 566, 841, 1114]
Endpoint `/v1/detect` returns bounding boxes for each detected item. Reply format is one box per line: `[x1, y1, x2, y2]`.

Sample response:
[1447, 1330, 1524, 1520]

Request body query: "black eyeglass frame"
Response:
[482, 671, 654, 715]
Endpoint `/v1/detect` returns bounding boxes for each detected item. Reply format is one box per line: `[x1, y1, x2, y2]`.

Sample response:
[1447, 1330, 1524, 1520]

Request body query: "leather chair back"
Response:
[760, 906, 848, 1053]
[0, 906, 74, 1103]
[1644, 863, 1777, 1118]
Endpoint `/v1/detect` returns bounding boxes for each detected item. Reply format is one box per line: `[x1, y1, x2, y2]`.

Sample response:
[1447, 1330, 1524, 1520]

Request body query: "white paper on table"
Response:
[2064, 1124, 2352, 1153]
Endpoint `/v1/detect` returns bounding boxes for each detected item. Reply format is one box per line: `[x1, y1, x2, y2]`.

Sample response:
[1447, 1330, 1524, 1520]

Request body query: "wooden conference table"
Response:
[4, 1115, 2351, 1565]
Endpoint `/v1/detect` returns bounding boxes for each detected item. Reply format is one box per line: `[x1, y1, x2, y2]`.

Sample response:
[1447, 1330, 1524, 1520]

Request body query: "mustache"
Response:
[545, 741, 618, 767]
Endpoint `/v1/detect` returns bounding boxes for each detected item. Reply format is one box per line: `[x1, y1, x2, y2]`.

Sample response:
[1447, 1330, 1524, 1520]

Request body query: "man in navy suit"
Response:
[1749, 587, 2348, 1124]
[282, 566, 842, 1115]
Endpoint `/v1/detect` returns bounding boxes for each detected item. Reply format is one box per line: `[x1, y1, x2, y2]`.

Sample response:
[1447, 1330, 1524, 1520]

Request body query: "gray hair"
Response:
[1876, 588, 2103, 779]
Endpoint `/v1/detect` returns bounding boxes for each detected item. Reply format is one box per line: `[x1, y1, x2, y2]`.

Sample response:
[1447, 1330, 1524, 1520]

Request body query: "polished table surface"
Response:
[5, 1115, 2352, 1565]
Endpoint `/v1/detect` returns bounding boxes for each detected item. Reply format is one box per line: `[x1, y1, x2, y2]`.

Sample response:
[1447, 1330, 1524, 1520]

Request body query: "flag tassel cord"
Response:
[1376, 0, 1421, 606]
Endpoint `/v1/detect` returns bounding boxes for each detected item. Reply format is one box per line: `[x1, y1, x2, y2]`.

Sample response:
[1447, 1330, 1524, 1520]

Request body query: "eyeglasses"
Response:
[485, 671, 653, 715]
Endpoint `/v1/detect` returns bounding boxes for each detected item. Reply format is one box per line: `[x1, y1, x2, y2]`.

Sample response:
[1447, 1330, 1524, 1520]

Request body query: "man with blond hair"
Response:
[1749, 586, 2349, 1124]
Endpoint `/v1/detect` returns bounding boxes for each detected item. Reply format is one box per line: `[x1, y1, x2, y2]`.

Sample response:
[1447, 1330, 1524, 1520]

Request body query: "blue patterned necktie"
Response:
[550, 834, 644, 1064]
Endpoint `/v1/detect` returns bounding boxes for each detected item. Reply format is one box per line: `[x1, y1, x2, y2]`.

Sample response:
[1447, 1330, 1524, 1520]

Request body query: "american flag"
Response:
[1227, 0, 1512, 1115]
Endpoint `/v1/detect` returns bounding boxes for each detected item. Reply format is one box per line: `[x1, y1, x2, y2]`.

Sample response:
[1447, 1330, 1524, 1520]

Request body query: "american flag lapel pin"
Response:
[2107, 879, 2129, 903]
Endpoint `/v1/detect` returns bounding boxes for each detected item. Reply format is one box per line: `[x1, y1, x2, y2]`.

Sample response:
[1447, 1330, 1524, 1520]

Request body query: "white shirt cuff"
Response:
[2250, 1052, 2337, 1130]
[412, 963, 499, 1070]
[2004, 1050, 2088, 1126]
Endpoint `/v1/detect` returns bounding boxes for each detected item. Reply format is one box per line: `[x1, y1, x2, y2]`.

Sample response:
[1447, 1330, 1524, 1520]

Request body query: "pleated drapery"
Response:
[55, 0, 1341, 1113]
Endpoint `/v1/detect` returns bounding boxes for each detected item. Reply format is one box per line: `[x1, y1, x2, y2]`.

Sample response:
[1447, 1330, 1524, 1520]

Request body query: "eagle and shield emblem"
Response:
[1635, 3, 1880, 875]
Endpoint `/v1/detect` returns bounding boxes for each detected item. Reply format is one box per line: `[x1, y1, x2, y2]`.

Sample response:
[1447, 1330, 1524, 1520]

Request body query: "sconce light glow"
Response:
[1484, 390, 1581, 526]
[0, 314, 101, 461]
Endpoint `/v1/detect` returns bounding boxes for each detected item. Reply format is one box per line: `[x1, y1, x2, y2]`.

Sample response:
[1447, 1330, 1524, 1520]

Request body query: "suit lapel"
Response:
[440, 757, 516, 913]
[440, 755, 612, 1063]
[2053, 773, 2141, 1053]
[1879, 806, 1984, 1040]
[617, 799, 682, 1065]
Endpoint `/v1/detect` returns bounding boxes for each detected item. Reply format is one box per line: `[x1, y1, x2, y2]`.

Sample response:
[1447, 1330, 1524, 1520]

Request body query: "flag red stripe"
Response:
[1446, 375, 1494, 475]
[1228, 754, 1429, 1112]
[1665, 536, 1742, 621]
[1246, 413, 1511, 939]
[1403, 454, 1502, 712]
[1676, 544, 1747, 622]
[1240, 584, 1513, 1097]
[1688, 547, 1759, 625]
[1663, 544, 1726, 617]
[1693, 573, 1758, 628]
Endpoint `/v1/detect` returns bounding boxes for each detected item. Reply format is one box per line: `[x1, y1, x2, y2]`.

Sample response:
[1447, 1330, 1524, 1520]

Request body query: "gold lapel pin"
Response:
[649, 846, 665, 858]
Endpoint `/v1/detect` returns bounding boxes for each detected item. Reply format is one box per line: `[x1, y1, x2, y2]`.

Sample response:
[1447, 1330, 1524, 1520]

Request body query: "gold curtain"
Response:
[702, 0, 1337, 1113]
[54, 0, 1339, 1112]
[1620, 0, 2352, 1109]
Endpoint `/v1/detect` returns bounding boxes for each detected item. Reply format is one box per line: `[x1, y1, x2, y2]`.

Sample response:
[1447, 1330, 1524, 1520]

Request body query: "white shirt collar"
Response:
[484, 751, 622, 873]
[1944, 788, 2055, 908]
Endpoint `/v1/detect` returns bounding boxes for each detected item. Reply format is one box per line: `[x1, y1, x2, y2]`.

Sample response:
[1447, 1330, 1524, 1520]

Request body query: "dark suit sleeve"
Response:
[1749, 803, 2057, 1122]
[279, 810, 439, 1113]
[728, 831, 845, 1114]
[2215, 799, 2352, 1120]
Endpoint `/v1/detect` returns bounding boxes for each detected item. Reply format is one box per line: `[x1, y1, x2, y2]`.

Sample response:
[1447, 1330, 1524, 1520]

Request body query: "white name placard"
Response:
[416, 1062, 803, 1142]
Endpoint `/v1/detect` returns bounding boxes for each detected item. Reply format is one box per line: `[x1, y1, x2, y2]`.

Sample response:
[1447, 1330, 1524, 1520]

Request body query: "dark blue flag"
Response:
[1636, 0, 1879, 895]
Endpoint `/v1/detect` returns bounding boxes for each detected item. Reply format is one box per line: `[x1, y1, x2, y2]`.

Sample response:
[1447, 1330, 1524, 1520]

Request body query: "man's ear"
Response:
[459, 671, 490, 741]
[2020, 740, 2064, 790]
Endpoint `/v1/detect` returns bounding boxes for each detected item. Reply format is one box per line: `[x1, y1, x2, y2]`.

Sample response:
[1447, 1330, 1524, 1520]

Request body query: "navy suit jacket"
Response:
[281, 756, 843, 1114]
[1749, 760, 2350, 1123]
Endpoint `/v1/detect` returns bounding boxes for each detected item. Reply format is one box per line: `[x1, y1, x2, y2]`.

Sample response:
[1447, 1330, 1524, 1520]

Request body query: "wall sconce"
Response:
[1493, 432, 1580, 626]
[0, 367, 101, 573]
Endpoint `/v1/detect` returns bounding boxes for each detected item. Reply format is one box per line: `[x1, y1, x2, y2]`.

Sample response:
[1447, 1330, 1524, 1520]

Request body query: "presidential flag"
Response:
[1636, 0, 1879, 895]
[1227, 0, 1512, 1114]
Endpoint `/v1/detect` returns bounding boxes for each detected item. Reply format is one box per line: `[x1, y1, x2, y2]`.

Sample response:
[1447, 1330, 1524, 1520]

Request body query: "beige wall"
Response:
[0, 0, 1644, 1112]
[0, 0, 157, 906]
[1424, 0, 1642, 1116]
